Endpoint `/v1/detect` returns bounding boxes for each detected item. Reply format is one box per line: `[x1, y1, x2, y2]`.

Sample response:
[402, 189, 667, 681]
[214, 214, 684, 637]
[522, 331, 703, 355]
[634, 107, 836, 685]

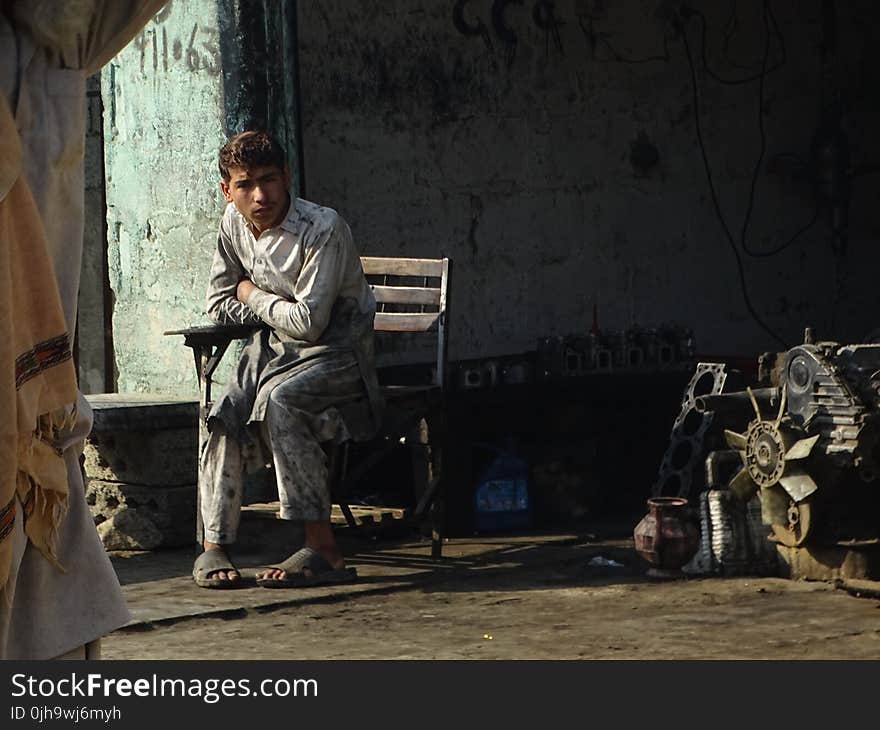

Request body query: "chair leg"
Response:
[339, 501, 358, 531]
[408, 417, 432, 509]
[408, 416, 442, 558]
[195, 406, 209, 546]
[327, 441, 358, 531]
[404, 411, 446, 559]
[425, 412, 446, 560]
[431, 447, 446, 560]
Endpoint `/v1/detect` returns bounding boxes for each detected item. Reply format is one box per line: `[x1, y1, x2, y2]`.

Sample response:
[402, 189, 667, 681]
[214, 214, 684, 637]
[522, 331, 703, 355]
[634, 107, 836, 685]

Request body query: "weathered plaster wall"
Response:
[103, 0, 226, 394]
[102, 0, 880, 393]
[103, 0, 303, 394]
[298, 0, 880, 359]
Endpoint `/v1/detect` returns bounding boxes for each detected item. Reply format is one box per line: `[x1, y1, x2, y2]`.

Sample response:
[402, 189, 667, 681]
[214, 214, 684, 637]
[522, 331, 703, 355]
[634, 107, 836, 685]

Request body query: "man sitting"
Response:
[193, 130, 382, 589]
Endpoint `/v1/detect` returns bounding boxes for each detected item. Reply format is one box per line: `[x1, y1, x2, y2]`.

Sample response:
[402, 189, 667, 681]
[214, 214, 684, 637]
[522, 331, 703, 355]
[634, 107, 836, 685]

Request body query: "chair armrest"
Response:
[164, 324, 263, 395]
[164, 324, 262, 349]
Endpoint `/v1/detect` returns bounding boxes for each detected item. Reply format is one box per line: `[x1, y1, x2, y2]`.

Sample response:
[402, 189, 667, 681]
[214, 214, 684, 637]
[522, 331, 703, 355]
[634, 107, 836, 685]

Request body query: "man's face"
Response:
[220, 164, 290, 234]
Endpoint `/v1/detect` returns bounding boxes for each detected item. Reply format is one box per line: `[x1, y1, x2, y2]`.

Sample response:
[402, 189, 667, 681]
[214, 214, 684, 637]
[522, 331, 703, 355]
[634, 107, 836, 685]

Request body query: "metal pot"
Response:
[633, 497, 699, 578]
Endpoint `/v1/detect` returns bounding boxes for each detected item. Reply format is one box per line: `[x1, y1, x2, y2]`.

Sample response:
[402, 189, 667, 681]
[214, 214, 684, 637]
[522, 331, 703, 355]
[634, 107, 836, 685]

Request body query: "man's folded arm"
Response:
[245, 222, 348, 342]
[205, 232, 262, 326]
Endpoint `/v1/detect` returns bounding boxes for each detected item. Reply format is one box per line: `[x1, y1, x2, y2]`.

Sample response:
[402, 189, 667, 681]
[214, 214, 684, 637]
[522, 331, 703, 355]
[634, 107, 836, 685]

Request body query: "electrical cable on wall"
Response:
[747, 210, 819, 258]
[737, 0, 772, 258]
[579, 2, 804, 346]
[578, 1, 829, 346]
[679, 2, 788, 348]
[721, 0, 741, 66]
[692, 3, 785, 85]
[693, 1, 816, 260]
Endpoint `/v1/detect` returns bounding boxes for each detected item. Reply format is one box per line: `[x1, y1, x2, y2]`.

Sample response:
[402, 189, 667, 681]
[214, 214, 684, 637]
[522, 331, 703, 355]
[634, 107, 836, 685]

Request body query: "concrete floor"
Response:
[101, 510, 880, 660]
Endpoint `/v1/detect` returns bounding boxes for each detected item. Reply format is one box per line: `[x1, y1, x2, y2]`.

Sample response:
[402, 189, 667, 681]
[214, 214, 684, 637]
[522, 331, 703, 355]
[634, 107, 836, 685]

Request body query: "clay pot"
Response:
[633, 497, 699, 577]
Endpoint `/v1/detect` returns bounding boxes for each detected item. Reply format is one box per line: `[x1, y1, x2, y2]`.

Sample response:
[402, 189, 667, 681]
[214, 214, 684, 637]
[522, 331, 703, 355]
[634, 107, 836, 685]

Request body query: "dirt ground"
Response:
[102, 533, 880, 660]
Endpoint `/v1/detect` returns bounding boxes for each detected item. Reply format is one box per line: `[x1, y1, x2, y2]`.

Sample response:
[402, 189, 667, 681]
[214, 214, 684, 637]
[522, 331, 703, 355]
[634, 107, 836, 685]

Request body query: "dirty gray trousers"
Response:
[199, 354, 365, 544]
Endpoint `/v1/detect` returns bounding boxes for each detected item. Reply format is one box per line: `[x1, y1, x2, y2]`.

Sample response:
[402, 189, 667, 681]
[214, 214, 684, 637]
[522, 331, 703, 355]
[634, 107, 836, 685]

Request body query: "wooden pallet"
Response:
[242, 502, 407, 529]
[332, 504, 408, 528]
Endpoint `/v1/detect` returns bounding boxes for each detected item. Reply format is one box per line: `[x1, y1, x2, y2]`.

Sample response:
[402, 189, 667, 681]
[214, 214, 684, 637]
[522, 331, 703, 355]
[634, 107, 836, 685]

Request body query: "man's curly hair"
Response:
[218, 130, 287, 181]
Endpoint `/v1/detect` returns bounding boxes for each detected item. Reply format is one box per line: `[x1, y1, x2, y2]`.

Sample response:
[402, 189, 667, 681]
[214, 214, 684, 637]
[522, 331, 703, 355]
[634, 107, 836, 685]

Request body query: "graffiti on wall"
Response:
[453, 0, 671, 68]
[131, 1, 221, 77]
[454, 0, 566, 66]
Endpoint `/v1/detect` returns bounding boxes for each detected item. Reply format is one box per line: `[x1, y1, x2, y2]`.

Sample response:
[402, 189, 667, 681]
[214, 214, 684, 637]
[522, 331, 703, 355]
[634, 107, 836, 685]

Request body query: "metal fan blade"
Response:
[724, 429, 747, 451]
[747, 386, 762, 421]
[729, 467, 758, 500]
[774, 384, 787, 427]
[760, 485, 790, 525]
[785, 434, 820, 461]
[778, 468, 819, 502]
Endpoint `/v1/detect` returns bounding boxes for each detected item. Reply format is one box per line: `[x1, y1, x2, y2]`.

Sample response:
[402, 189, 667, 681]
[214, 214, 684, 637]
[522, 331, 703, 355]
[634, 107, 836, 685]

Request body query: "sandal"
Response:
[192, 548, 243, 589]
[256, 547, 357, 589]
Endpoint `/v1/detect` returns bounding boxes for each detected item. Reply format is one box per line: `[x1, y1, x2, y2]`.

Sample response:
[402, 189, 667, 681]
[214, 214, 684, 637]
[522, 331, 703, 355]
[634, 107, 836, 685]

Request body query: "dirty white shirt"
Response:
[205, 196, 383, 444]
[206, 197, 375, 342]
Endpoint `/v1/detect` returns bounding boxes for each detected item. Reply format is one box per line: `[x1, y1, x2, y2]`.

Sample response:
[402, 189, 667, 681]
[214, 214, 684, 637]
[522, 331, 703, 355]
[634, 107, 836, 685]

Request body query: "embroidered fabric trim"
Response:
[0, 498, 15, 543]
[14, 333, 72, 389]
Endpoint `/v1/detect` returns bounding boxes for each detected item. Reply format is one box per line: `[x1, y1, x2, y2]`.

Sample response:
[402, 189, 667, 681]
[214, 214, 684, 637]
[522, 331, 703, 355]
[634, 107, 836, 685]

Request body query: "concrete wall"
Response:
[103, 0, 226, 394]
[298, 0, 880, 359]
[101, 0, 880, 393]
[102, 0, 302, 395]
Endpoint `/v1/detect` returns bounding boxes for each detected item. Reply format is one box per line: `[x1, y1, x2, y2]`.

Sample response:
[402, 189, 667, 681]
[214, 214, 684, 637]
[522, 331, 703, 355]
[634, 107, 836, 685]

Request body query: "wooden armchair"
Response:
[166, 255, 452, 559]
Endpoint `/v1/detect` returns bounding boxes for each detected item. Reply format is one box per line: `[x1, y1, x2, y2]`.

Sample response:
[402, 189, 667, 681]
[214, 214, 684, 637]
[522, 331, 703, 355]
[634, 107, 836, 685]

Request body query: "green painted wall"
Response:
[103, 0, 226, 394]
[103, 0, 302, 394]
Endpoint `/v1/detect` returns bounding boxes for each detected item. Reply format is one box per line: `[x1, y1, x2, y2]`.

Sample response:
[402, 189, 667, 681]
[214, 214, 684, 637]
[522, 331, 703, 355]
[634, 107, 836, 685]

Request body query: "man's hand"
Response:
[236, 278, 258, 303]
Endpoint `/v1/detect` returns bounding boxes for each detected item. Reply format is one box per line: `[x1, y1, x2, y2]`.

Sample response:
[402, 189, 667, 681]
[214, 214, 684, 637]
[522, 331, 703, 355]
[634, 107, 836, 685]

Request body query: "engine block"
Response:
[779, 342, 880, 481]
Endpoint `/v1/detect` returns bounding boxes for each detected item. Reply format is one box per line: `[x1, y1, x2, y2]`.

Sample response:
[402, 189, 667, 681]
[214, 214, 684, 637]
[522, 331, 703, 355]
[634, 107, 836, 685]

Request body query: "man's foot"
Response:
[255, 547, 357, 589]
[255, 545, 343, 582]
[193, 545, 242, 589]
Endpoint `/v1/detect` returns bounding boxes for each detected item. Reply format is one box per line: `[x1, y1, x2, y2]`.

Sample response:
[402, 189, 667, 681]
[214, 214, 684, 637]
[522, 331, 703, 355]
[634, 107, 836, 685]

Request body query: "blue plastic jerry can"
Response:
[473, 442, 531, 532]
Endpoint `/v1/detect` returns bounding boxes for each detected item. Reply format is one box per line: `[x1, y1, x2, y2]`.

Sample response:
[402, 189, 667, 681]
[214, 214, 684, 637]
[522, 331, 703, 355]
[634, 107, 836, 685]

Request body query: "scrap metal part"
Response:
[780, 343, 880, 481]
[652, 362, 727, 499]
[699, 333, 880, 547]
[723, 388, 820, 500]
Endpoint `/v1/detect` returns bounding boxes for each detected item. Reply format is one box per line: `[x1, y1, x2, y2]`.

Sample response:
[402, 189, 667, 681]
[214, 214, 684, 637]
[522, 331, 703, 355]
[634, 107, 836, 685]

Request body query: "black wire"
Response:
[738, 4, 819, 259]
[693, 4, 785, 85]
[575, 2, 794, 345]
[722, 0, 739, 60]
[748, 209, 820, 258]
[739, 1, 770, 256]
[681, 13, 788, 349]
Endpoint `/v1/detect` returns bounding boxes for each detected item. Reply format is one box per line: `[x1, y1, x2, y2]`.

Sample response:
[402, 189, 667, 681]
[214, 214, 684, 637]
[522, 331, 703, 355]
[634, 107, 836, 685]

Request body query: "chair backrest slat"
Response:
[374, 312, 440, 332]
[372, 285, 441, 306]
[361, 255, 451, 389]
[361, 257, 444, 278]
